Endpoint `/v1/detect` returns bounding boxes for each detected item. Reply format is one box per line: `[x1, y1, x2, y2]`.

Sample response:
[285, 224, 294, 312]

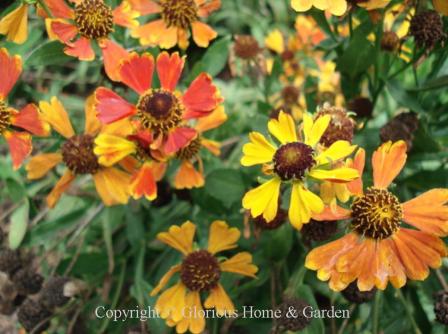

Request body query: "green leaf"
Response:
[26, 41, 71, 67]
[188, 37, 231, 80]
[386, 80, 425, 113]
[8, 199, 30, 249]
[205, 169, 245, 208]
[409, 75, 448, 92]
[337, 35, 375, 78]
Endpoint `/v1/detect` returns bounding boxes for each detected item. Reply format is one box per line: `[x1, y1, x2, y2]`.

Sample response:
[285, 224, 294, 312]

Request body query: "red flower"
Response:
[0, 48, 49, 169]
[44, 0, 139, 81]
[94, 51, 223, 155]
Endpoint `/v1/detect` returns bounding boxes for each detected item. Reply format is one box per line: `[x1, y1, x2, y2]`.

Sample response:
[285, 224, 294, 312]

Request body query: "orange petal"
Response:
[39, 97, 75, 138]
[26, 153, 62, 180]
[100, 39, 129, 82]
[155, 282, 186, 322]
[131, 162, 157, 201]
[44, 0, 74, 18]
[201, 139, 220, 156]
[64, 36, 95, 61]
[372, 141, 407, 189]
[128, 0, 161, 15]
[195, 105, 227, 133]
[402, 189, 448, 236]
[93, 167, 131, 206]
[182, 73, 222, 119]
[157, 221, 196, 255]
[4, 131, 32, 170]
[220, 252, 258, 277]
[84, 94, 101, 135]
[95, 87, 136, 124]
[0, 48, 22, 99]
[150, 264, 181, 296]
[175, 291, 205, 334]
[156, 52, 185, 91]
[312, 204, 351, 221]
[203, 284, 235, 317]
[191, 21, 217, 47]
[207, 220, 240, 254]
[174, 160, 204, 189]
[11, 104, 50, 136]
[197, 0, 221, 17]
[112, 0, 139, 28]
[46, 170, 76, 208]
[164, 127, 197, 155]
[347, 148, 365, 196]
[119, 52, 154, 94]
[48, 19, 78, 43]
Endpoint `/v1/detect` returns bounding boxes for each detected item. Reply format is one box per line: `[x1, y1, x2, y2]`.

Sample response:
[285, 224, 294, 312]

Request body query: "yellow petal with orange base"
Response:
[0, 4, 28, 44]
[402, 189, 448, 236]
[195, 106, 227, 133]
[267, 110, 297, 144]
[112, 0, 139, 28]
[26, 153, 63, 180]
[150, 264, 181, 296]
[157, 221, 196, 255]
[204, 284, 235, 316]
[47, 170, 76, 208]
[39, 97, 75, 138]
[241, 132, 276, 166]
[94, 134, 136, 167]
[372, 141, 407, 189]
[207, 220, 240, 255]
[84, 94, 101, 135]
[93, 167, 131, 206]
[242, 177, 281, 222]
[220, 252, 258, 277]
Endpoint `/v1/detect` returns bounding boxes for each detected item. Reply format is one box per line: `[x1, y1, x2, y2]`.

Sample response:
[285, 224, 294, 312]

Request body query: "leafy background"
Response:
[1, 0, 448, 333]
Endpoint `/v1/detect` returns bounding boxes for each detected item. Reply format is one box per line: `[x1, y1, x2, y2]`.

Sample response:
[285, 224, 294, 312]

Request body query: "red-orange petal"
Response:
[402, 189, 448, 236]
[11, 104, 50, 136]
[100, 38, 129, 82]
[128, 0, 161, 15]
[312, 204, 351, 221]
[182, 73, 222, 119]
[64, 36, 95, 61]
[4, 130, 32, 170]
[131, 162, 157, 201]
[50, 20, 78, 44]
[197, 0, 221, 17]
[119, 52, 154, 94]
[156, 52, 185, 92]
[347, 148, 365, 196]
[372, 141, 407, 189]
[44, 0, 74, 18]
[95, 87, 136, 124]
[112, 1, 139, 28]
[164, 127, 197, 155]
[0, 48, 22, 99]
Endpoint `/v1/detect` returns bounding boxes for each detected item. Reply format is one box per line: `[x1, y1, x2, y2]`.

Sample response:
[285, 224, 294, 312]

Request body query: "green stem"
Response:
[37, 0, 53, 18]
[372, 290, 380, 334]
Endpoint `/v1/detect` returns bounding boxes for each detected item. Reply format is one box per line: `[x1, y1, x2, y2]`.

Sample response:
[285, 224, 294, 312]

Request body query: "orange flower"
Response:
[0, 3, 29, 44]
[0, 48, 50, 169]
[44, 0, 139, 81]
[306, 141, 448, 292]
[26, 95, 131, 208]
[173, 106, 227, 189]
[95, 51, 223, 155]
[129, 0, 220, 49]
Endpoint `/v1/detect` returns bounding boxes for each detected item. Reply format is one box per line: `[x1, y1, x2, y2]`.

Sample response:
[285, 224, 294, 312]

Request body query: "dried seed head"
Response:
[0, 249, 22, 276]
[234, 35, 262, 60]
[273, 298, 312, 332]
[253, 209, 287, 230]
[316, 105, 356, 147]
[13, 269, 44, 296]
[341, 281, 376, 304]
[348, 97, 374, 118]
[18, 298, 51, 333]
[435, 290, 448, 325]
[40, 277, 71, 309]
[380, 112, 418, 152]
[410, 10, 445, 49]
[301, 220, 338, 245]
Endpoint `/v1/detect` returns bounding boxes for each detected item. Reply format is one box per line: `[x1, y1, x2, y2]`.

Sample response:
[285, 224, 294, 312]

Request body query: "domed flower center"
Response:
[74, 0, 114, 40]
[273, 142, 315, 181]
[176, 136, 202, 160]
[351, 187, 403, 240]
[0, 100, 11, 135]
[180, 250, 221, 291]
[136, 89, 183, 136]
[160, 0, 198, 29]
[61, 134, 100, 175]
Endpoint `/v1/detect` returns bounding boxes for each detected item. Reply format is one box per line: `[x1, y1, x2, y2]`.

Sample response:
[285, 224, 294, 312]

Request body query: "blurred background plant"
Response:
[0, 0, 448, 333]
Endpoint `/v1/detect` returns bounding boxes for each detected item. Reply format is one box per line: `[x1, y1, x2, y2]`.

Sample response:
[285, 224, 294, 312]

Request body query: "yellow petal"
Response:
[155, 282, 186, 322]
[328, 0, 347, 16]
[289, 183, 324, 229]
[264, 29, 284, 54]
[268, 110, 297, 144]
[150, 264, 182, 296]
[204, 284, 235, 316]
[304, 114, 331, 147]
[93, 167, 131, 206]
[84, 94, 101, 135]
[220, 252, 258, 277]
[26, 153, 62, 180]
[207, 220, 240, 255]
[315, 140, 357, 165]
[241, 132, 276, 166]
[175, 291, 205, 334]
[291, 0, 313, 13]
[242, 178, 281, 221]
[0, 4, 28, 44]
[309, 167, 359, 182]
[39, 97, 75, 138]
[157, 221, 196, 255]
[94, 134, 136, 167]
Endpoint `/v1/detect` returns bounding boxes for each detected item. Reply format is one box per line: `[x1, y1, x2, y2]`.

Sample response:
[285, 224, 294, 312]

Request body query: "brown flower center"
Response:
[233, 35, 262, 60]
[381, 31, 400, 52]
[136, 89, 183, 137]
[176, 136, 201, 160]
[74, 0, 114, 40]
[180, 250, 221, 291]
[273, 142, 315, 181]
[160, 0, 198, 29]
[61, 134, 100, 174]
[316, 105, 355, 147]
[0, 100, 11, 135]
[351, 187, 402, 240]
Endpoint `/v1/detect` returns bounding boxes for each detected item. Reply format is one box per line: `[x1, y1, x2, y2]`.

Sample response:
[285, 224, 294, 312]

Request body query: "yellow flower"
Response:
[0, 4, 28, 44]
[357, 0, 391, 11]
[291, 0, 347, 16]
[241, 111, 359, 229]
[151, 221, 258, 334]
